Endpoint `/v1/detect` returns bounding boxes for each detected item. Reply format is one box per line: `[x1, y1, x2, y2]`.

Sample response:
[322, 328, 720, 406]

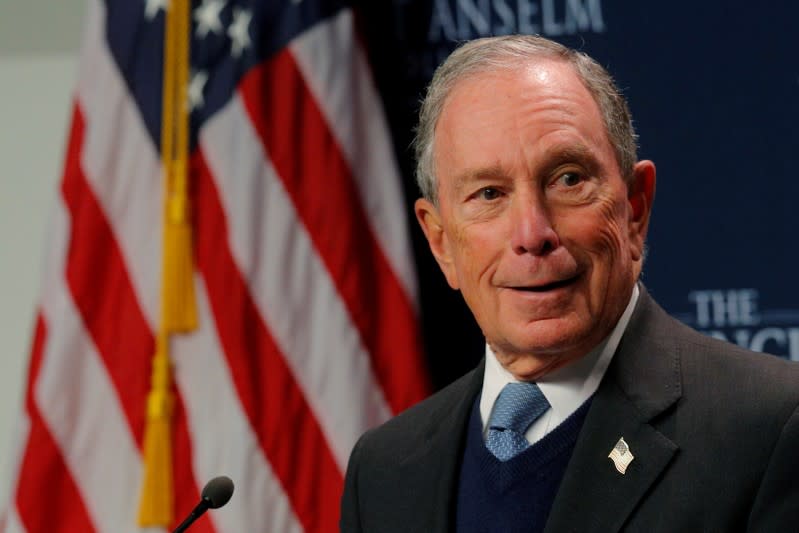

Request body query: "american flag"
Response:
[2, 0, 429, 531]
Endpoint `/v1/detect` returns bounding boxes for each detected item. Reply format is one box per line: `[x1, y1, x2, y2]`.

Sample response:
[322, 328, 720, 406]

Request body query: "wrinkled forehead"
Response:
[433, 61, 611, 169]
[435, 59, 605, 141]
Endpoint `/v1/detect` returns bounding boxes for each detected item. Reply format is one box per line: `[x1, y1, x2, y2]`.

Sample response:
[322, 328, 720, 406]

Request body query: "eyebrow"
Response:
[537, 144, 600, 176]
[450, 143, 601, 194]
[451, 165, 510, 196]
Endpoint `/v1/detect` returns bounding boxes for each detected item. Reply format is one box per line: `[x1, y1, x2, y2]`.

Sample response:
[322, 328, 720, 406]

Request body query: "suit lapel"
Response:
[545, 288, 682, 532]
[543, 380, 678, 532]
[399, 360, 484, 532]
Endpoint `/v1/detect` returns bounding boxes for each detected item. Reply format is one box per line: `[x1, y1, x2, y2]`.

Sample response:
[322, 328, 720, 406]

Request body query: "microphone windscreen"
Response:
[201, 476, 234, 509]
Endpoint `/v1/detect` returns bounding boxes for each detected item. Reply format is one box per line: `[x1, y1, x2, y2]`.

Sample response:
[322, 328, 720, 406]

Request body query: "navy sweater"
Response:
[455, 397, 592, 532]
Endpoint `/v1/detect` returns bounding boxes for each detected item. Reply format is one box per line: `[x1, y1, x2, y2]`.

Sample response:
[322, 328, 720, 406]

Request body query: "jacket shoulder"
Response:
[613, 288, 799, 425]
[660, 304, 799, 396]
[639, 293, 799, 433]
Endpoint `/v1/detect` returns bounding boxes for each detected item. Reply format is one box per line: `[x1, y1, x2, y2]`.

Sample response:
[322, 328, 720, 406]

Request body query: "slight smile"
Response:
[508, 275, 581, 293]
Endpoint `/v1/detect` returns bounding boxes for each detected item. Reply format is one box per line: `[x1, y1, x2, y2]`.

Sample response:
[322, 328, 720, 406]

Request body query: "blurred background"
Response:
[1, 1, 797, 531]
[0, 0, 85, 507]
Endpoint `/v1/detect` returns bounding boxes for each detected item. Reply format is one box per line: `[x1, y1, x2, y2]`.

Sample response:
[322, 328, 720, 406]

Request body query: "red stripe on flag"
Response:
[193, 151, 343, 532]
[60, 105, 215, 530]
[16, 314, 97, 533]
[238, 49, 429, 414]
[171, 393, 217, 533]
[60, 106, 152, 446]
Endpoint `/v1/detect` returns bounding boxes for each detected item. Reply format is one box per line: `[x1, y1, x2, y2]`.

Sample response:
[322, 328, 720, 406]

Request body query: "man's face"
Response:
[416, 60, 655, 380]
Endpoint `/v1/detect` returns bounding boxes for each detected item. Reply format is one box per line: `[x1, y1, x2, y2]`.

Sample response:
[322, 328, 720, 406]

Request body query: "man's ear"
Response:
[627, 160, 656, 261]
[415, 198, 460, 290]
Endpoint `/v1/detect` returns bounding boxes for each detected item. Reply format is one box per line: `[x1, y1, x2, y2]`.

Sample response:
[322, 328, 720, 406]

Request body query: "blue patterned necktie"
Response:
[486, 382, 551, 461]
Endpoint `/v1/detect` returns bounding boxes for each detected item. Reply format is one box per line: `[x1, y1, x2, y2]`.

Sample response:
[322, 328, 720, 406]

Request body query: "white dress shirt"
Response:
[480, 284, 640, 445]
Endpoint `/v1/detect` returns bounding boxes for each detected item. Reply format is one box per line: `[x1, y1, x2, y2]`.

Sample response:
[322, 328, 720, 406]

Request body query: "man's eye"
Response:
[478, 187, 502, 200]
[558, 172, 584, 187]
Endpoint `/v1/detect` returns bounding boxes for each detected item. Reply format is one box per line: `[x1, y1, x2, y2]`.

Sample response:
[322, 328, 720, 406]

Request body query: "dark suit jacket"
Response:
[340, 288, 799, 532]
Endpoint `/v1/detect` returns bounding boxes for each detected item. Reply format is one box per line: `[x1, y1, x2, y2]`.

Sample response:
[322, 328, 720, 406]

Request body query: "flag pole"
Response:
[138, 0, 196, 526]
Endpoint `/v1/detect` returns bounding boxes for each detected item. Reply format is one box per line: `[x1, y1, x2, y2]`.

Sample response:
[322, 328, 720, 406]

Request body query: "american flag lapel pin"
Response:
[608, 437, 634, 474]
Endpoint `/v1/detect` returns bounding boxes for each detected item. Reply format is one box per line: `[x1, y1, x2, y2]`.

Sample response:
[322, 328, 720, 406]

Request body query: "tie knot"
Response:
[488, 382, 550, 434]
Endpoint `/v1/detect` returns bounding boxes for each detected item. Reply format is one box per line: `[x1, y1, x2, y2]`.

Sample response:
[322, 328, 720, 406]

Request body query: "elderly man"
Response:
[340, 35, 799, 532]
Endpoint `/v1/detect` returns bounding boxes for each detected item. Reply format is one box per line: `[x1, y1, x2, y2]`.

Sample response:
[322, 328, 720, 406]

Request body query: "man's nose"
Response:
[510, 194, 560, 255]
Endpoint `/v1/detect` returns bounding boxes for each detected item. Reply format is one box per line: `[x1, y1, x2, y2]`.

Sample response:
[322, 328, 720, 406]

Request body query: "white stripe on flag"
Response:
[76, 0, 162, 330]
[37, 197, 149, 533]
[201, 94, 392, 471]
[172, 280, 304, 533]
[0, 410, 30, 530]
[3, 505, 28, 533]
[291, 10, 419, 306]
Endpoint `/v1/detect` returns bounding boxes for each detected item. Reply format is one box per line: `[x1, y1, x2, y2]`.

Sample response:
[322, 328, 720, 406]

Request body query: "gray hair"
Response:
[414, 35, 638, 203]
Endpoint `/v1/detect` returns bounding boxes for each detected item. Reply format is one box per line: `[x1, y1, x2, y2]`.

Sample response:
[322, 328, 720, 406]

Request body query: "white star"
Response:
[188, 70, 209, 111]
[227, 8, 252, 58]
[193, 0, 225, 38]
[144, 0, 168, 20]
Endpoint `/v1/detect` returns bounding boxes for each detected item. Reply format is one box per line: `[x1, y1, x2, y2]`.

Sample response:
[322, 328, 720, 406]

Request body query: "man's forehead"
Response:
[432, 60, 614, 186]
[435, 60, 602, 144]
[442, 58, 584, 109]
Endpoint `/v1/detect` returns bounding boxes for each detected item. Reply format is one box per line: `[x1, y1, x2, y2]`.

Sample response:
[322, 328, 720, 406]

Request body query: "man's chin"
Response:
[496, 350, 580, 381]
[490, 326, 592, 379]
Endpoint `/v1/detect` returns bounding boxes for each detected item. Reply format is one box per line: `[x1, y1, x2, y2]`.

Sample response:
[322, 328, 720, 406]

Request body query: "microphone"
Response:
[172, 476, 234, 533]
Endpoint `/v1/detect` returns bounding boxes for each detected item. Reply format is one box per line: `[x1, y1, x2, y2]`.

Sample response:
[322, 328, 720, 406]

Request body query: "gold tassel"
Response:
[137, 338, 175, 525]
[137, 0, 193, 526]
[162, 160, 198, 331]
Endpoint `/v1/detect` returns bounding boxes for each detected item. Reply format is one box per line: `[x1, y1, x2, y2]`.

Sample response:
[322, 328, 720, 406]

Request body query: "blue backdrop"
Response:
[358, 0, 799, 388]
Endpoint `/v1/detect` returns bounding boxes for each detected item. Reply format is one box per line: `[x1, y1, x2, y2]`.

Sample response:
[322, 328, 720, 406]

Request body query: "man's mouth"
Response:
[511, 275, 579, 292]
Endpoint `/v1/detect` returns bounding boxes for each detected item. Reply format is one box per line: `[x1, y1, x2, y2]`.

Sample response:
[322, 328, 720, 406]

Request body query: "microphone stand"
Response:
[172, 499, 210, 533]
